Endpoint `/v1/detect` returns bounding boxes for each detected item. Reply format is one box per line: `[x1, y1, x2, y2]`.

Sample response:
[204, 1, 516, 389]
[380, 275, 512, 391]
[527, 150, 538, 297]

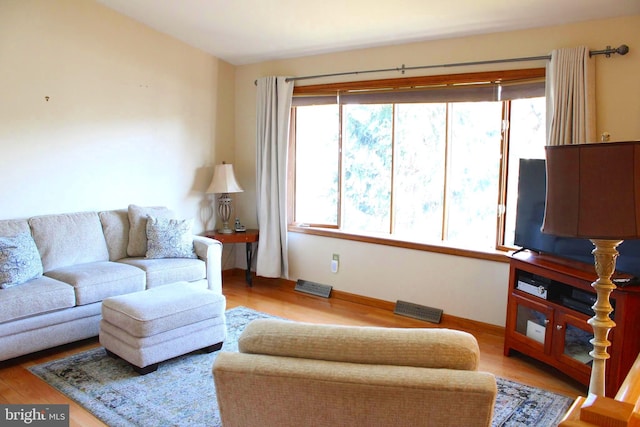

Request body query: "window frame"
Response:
[288, 68, 546, 262]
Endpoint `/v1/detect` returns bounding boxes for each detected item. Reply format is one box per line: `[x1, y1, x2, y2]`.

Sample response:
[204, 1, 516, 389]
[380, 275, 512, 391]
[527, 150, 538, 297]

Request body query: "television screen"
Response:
[514, 158, 640, 279]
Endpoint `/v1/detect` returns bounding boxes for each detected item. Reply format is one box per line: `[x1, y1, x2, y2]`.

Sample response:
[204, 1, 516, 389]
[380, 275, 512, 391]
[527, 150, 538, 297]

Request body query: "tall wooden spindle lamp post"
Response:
[542, 140, 640, 397]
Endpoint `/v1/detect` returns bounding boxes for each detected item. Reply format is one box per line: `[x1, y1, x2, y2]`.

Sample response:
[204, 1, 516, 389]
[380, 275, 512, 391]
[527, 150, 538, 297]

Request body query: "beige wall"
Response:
[0, 0, 235, 232]
[235, 15, 640, 326]
[2, 1, 637, 326]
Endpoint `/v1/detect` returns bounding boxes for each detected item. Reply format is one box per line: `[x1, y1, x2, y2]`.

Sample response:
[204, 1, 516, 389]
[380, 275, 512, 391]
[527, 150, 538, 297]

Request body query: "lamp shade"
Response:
[206, 163, 244, 194]
[542, 141, 640, 239]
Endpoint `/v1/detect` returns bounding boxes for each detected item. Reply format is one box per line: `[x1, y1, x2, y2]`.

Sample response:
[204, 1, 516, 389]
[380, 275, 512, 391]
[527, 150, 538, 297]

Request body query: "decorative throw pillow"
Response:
[127, 205, 173, 257]
[0, 232, 44, 289]
[145, 216, 197, 259]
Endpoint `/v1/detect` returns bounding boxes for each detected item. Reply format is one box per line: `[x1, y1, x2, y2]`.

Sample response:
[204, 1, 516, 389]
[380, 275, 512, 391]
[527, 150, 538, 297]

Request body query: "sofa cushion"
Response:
[29, 212, 109, 272]
[0, 232, 44, 289]
[127, 205, 173, 257]
[118, 258, 205, 289]
[45, 261, 145, 305]
[145, 216, 197, 259]
[239, 319, 480, 371]
[0, 276, 75, 324]
[0, 219, 30, 237]
[99, 209, 129, 261]
[0, 300, 100, 339]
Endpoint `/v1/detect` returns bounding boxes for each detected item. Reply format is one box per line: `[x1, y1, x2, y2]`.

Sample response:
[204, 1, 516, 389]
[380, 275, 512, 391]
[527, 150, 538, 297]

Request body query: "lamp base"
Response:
[217, 193, 234, 235]
[587, 238, 620, 397]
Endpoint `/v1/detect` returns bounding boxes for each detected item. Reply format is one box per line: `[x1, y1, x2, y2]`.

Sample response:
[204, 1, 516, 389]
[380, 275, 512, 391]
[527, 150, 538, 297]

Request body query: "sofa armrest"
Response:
[213, 352, 496, 427]
[238, 319, 480, 371]
[193, 236, 223, 294]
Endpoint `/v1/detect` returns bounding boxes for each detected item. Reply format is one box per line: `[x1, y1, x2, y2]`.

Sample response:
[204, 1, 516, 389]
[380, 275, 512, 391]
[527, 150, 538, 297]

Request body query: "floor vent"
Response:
[394, 300, 443, 324]
[295, 280, 332, 298]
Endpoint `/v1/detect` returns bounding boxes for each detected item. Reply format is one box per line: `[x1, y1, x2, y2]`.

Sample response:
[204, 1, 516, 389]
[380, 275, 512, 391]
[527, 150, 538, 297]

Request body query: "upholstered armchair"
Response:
[213, 319, 496, 427]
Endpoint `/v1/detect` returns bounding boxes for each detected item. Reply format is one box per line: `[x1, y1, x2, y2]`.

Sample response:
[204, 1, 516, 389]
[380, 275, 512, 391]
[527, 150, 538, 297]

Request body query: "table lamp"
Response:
[206, 163, 244, 234]
[542, 140, 640, 396]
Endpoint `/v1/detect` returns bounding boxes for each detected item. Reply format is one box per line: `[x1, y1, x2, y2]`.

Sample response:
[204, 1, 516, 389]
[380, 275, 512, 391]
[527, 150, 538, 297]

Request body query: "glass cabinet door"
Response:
[554, 310, 594, 375]
[510, 293, 553, 353]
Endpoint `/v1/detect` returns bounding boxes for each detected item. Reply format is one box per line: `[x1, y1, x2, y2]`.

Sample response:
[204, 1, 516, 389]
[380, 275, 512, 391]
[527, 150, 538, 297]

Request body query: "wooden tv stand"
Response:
[504, 250, 640, 397]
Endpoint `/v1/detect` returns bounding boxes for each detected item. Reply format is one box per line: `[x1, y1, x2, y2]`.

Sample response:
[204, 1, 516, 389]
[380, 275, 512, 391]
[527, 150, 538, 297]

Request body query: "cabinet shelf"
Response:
[504, 250, 640, 397]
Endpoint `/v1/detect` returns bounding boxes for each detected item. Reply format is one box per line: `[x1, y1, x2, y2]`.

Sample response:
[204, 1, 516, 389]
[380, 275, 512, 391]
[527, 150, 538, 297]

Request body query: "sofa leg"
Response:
[202, 342, 223, 353]
[133, 363, 158, 375]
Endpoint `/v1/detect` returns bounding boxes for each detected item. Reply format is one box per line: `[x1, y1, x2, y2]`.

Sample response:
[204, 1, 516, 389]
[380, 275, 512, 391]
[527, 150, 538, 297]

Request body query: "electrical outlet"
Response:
[331, 253, 339, 273]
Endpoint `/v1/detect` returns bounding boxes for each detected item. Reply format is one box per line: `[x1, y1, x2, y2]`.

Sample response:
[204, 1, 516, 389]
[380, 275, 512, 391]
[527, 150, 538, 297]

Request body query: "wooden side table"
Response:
[205, 229, 259, 286]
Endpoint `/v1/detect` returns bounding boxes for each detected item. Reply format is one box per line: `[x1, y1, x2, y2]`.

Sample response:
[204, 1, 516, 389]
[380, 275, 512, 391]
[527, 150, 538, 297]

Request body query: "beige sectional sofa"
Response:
[0, 205, 222, 362]
[213, 319, 497, 427]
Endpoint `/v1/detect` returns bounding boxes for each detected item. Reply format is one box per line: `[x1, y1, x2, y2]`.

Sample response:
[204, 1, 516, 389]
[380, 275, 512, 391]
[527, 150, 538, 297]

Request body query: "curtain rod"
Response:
[254, 44, 628, 85]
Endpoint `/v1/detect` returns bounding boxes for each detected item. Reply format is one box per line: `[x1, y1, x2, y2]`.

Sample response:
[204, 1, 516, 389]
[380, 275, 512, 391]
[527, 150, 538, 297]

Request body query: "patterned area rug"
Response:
[30, 306, 573, 426]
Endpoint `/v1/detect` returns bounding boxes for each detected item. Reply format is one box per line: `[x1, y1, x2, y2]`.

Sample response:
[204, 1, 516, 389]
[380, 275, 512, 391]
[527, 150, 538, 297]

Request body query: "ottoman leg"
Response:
[133, 363, 158, 375]
[202, 342, 223, 353]
[105, 349, 119, 359]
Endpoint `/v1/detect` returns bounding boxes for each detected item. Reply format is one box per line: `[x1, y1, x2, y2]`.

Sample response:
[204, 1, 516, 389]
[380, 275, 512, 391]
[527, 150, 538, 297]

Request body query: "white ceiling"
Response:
[96, 0, 640, 66]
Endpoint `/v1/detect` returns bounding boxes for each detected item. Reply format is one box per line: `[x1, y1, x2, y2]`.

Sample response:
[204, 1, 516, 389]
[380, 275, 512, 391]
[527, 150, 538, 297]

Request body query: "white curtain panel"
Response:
[545, 46, 596, 146]
[255, 76, 294, 278]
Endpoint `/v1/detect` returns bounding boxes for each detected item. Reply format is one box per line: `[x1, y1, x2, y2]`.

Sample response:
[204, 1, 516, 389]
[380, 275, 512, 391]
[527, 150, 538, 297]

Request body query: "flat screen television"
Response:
[514, 158, 640, 279]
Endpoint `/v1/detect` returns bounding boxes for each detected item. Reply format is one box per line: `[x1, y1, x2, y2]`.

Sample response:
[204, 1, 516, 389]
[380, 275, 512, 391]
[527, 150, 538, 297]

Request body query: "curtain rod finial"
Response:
[617, 44, 630, 56]
[591, 44, 630, 57]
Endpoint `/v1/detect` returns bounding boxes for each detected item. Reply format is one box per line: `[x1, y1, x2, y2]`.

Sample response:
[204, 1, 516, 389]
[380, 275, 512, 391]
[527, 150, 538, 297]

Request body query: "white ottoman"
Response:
[99, 282, 226, 374]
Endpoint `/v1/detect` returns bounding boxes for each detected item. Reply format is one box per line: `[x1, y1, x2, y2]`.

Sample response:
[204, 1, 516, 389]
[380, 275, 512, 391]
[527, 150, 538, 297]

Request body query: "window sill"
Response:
[288, 225, 511, 264]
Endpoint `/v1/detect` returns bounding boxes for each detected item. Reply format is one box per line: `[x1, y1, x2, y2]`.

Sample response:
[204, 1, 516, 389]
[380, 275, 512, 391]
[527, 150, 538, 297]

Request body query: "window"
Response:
[294, 105, 340, 225]
[502, 96, 547, 247]
[290, 69, 546, 253]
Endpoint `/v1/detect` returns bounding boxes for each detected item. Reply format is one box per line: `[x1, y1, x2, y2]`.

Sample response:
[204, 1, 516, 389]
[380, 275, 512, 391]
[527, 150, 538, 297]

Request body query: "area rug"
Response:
[30, 306, 573, 426]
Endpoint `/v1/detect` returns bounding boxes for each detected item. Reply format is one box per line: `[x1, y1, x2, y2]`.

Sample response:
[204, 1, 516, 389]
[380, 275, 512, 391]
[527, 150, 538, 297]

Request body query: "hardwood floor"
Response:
[0, 273, 587, 426]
